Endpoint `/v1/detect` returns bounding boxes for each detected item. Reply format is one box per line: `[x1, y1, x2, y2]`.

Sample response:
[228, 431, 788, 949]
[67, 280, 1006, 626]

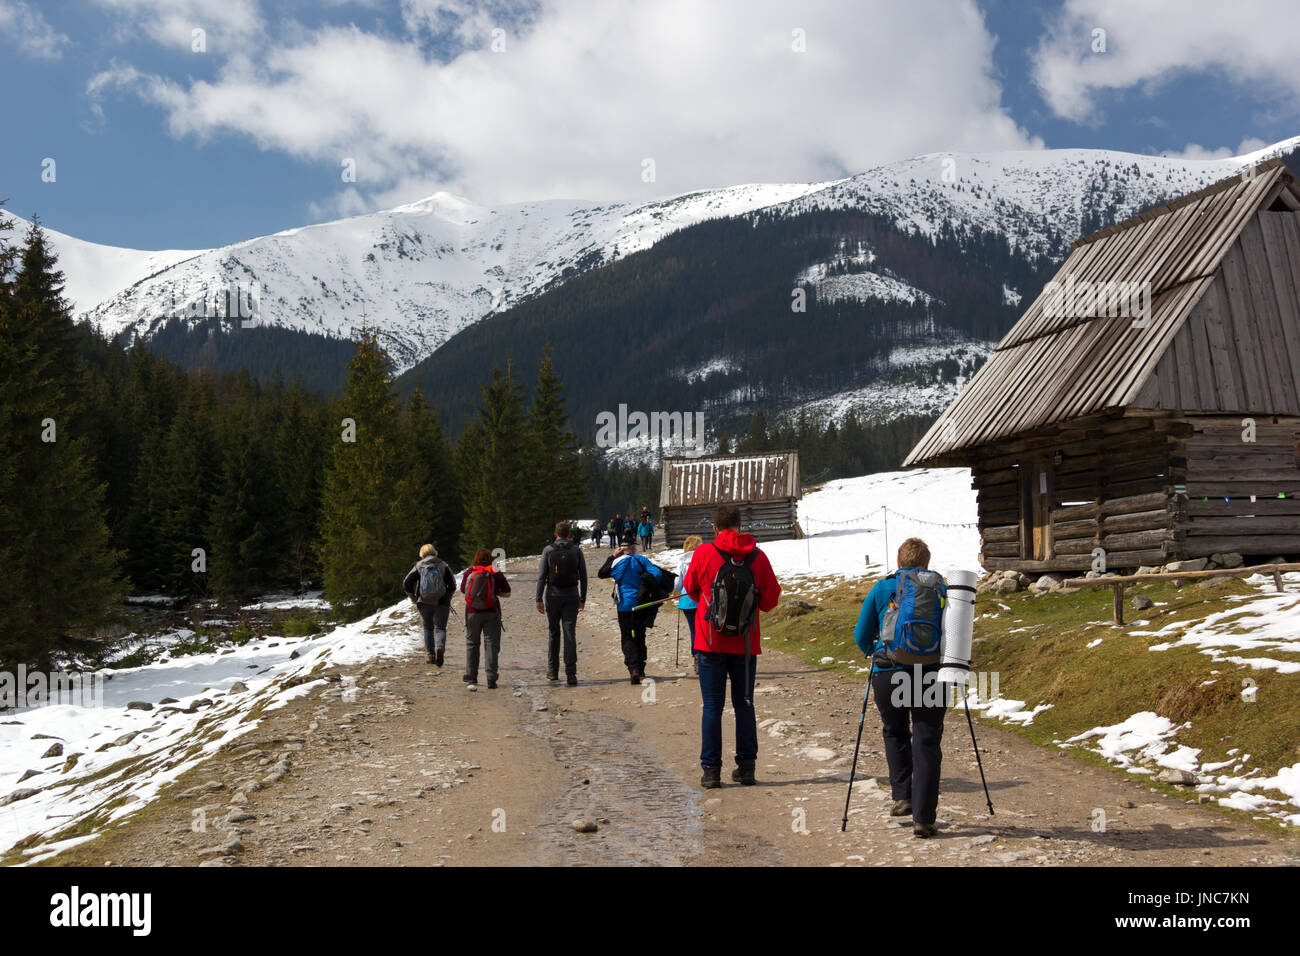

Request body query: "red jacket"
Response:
[459, 566, 511, 613]
[683, 529, 781, 654]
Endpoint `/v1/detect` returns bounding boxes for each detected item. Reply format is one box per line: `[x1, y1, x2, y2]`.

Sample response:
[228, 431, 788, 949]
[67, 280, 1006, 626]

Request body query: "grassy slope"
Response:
[763, 575, 1300, 829]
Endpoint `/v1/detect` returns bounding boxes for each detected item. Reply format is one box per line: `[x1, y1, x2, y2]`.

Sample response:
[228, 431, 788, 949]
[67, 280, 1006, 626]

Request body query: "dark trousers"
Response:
[616, 609, 651, 673]
[545, 591, 579, 677]
[698, 651, 757, 769]
[417, 602, 450, 655]
[681, 606, 698, 665]
[607, 532, 617, 548]
[872, 665, 946, 825]
[465, 611, 502, 684]
[639, 534, 651, 550]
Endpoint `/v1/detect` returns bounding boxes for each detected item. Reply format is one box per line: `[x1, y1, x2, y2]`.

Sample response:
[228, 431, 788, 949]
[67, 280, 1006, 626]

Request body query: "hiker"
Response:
[607, 515, 621, 549]
[597, 540, 669, 684]
[674, 534, 703, 672]
[853, 537, 948, 838]
[620, 516, 637, 547]
[683, 505, 781, 789]
[459, 548, 511, 691]
[638, 515, 654, 551]
[403, 544, 455, 667]
[536, 521, 588, 686]
[591, 519, 603, 548]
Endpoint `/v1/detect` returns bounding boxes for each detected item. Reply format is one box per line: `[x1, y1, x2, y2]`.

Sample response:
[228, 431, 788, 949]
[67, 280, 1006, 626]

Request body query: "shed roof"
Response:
[659, 450, 801, 507]
[905, 161, 1300, 466]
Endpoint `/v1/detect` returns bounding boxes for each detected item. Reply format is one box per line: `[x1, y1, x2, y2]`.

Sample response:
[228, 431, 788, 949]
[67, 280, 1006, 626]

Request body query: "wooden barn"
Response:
[659, 450, 802, 548]
[904, 160, 1300, 573]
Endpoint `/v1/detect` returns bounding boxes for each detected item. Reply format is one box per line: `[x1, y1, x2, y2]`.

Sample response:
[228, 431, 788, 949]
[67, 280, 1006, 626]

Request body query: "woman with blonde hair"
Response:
[675, 534, 703, 672]
[403, 544, 455, 667]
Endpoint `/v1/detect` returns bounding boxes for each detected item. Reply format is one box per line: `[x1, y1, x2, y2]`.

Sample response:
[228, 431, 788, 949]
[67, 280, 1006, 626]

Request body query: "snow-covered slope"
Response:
[9, 136, 1297, 373]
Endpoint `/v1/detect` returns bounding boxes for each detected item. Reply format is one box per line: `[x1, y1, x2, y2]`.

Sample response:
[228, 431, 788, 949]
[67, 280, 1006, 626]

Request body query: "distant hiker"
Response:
[591, 519, 604, 547]
[607, 515, 621, 549]
[853, 537, 947, 838]
[638, 515, 654, 551]
[597, 541, 671, 684]
[459, 548, 512, 691]
[536, 522, 588, 686]
[674, 534, 703, 672]
[683, 505, 781, 790]
[403, 544, 455, 667]
[620, 517, 637, 546]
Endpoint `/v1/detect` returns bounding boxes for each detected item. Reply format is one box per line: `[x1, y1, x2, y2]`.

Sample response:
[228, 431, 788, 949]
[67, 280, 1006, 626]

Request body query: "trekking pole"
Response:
[841, 664, 876, 832]
[675, 604, 680, 667]
[963, 693, 995, 815]
[630, 595, 677, 612]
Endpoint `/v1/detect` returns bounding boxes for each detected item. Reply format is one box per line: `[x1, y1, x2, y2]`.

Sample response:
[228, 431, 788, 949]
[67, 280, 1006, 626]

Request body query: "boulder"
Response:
[1033, 574, 1065, 592]
[1136, 565, 1159, 576]
[995, 577, 1020, 595]
[125, 701, 153, 711]
[1131, 594, 1155, 611]
[41, 742, 63, 759]
[1165, 558, 1208, 573]
[1211, 552, 1244, 569]
[1155, 768, 1198, 786]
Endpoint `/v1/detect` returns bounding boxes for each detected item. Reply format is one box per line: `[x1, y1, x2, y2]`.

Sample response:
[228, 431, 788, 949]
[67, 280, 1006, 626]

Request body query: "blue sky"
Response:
[1, 0, 1296, 250]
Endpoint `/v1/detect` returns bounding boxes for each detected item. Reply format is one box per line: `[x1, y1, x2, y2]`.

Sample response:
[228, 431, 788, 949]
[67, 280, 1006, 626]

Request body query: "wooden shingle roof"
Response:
[904, 161, 1299, 467]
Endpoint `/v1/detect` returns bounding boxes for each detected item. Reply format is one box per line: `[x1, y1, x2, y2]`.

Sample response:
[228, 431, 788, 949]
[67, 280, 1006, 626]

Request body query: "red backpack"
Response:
[466, 566, 497, 612]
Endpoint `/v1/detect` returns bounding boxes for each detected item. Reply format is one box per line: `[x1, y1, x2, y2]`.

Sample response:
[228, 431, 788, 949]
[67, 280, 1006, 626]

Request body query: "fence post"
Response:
[1111, 582, 1124, 625]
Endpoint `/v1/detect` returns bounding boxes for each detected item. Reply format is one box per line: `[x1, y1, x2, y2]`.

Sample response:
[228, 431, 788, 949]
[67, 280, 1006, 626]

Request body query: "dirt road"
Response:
[63, 558, 1300, 867]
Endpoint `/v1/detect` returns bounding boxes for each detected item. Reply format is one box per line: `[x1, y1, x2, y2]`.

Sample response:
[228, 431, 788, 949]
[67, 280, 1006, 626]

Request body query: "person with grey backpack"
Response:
[536, 521, 587, 685]
[404, 544, 456, 667]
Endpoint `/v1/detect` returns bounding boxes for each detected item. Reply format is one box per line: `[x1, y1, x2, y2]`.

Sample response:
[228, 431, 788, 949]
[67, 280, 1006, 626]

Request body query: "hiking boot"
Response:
[890, 799, 912, 817]
[435, 649, 444, 667]
[913, 822, 937, 839]
[731, 762, 757, 786]
[547, 673, 559, 683]
[463, 673, 476, 684]
[425, 654, 435, 664]
[630, 671, 641, 685]
[700, 766, 722, 789]
[567, 675, 578, 686]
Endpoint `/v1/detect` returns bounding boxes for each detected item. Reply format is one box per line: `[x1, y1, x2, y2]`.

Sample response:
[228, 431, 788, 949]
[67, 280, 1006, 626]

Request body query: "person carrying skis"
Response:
[683, 505, 781, 790]
[403, 544, 455, 667]
[459, 548, 511, 691]
[853, 537, 947, 838]
[536, 522, 587, 685]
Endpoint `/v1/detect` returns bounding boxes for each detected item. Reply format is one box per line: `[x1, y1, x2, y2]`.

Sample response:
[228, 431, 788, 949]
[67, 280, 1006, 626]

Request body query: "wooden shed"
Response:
[904, 160, 1300, 573]
[659, 450, 802, 548]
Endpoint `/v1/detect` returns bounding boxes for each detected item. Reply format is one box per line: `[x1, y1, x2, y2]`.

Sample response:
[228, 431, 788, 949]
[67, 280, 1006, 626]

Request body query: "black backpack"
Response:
[549, 543, 581, 589]
[706, 545, 760, 639]
[635, 562, 675, 628]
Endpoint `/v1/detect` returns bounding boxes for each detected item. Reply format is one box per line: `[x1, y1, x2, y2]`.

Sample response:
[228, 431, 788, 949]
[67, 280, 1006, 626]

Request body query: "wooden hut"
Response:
[659, 450, 802, 547]
[904, 160, 1300, 573]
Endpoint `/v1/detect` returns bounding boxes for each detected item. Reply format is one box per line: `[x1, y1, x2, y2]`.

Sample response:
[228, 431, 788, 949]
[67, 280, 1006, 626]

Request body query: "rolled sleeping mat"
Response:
[937, 569, 978, 686]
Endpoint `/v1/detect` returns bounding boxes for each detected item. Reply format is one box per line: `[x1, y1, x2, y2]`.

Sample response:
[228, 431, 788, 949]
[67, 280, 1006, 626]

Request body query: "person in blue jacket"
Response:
[637, 516, 655, 550]
[853, 537, 946, 838]
[597, 541, 664, 684]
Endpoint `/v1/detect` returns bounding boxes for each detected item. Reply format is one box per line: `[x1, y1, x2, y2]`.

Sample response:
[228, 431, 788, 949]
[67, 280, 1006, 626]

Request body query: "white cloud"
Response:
[0, 0, 71, 59]
[87, 0, 1037, 218]
[1032, 0, 1300, 124]
[1163, 137, 1269, 161]
[90, 0, 263, 49]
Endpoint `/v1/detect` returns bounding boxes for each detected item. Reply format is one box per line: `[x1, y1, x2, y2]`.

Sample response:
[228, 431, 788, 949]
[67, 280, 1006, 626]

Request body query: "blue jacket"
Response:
[853, 569, 931, 672]
[601, 551, 656, 612]
[637, 520, 653, 536]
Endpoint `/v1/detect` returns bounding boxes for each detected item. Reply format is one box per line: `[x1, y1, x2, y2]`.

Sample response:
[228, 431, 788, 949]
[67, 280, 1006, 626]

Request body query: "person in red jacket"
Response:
[683, 504, 782, 789]
[459, 548, 511, 691]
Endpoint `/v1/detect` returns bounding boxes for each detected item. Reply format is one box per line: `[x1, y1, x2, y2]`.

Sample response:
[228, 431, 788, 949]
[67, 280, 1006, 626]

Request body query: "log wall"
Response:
[662, 499, 800, 549]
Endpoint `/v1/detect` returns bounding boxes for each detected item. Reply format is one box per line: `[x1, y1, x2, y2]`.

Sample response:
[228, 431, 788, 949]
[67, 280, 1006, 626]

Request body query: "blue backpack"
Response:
[881, 569, 946, 665]
[417, 560, 449, 604]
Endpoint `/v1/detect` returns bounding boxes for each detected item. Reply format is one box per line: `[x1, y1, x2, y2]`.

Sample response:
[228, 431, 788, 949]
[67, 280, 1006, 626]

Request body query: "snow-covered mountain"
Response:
[6, 136, 1298, 374]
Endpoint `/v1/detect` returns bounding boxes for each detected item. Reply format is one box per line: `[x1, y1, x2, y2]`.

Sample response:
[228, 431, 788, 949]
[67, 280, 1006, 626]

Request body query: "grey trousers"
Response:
[465, 610, 502, 683]
[417, 602, 449, 655]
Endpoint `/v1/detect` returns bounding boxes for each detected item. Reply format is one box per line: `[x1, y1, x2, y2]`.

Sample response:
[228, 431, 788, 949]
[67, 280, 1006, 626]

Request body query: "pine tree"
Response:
[456, 361, 534, 562]
[528, 346, 587, 538]
[318, 331, 423, 618]
[0, 220, 123, 666]
[274, 381, 327, 590]
[404, 388, 461, 563]
[208, 414, 281, 599]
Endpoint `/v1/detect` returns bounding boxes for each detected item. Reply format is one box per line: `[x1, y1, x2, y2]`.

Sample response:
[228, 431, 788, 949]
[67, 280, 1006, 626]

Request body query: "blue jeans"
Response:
[698, 651, 757, 770]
